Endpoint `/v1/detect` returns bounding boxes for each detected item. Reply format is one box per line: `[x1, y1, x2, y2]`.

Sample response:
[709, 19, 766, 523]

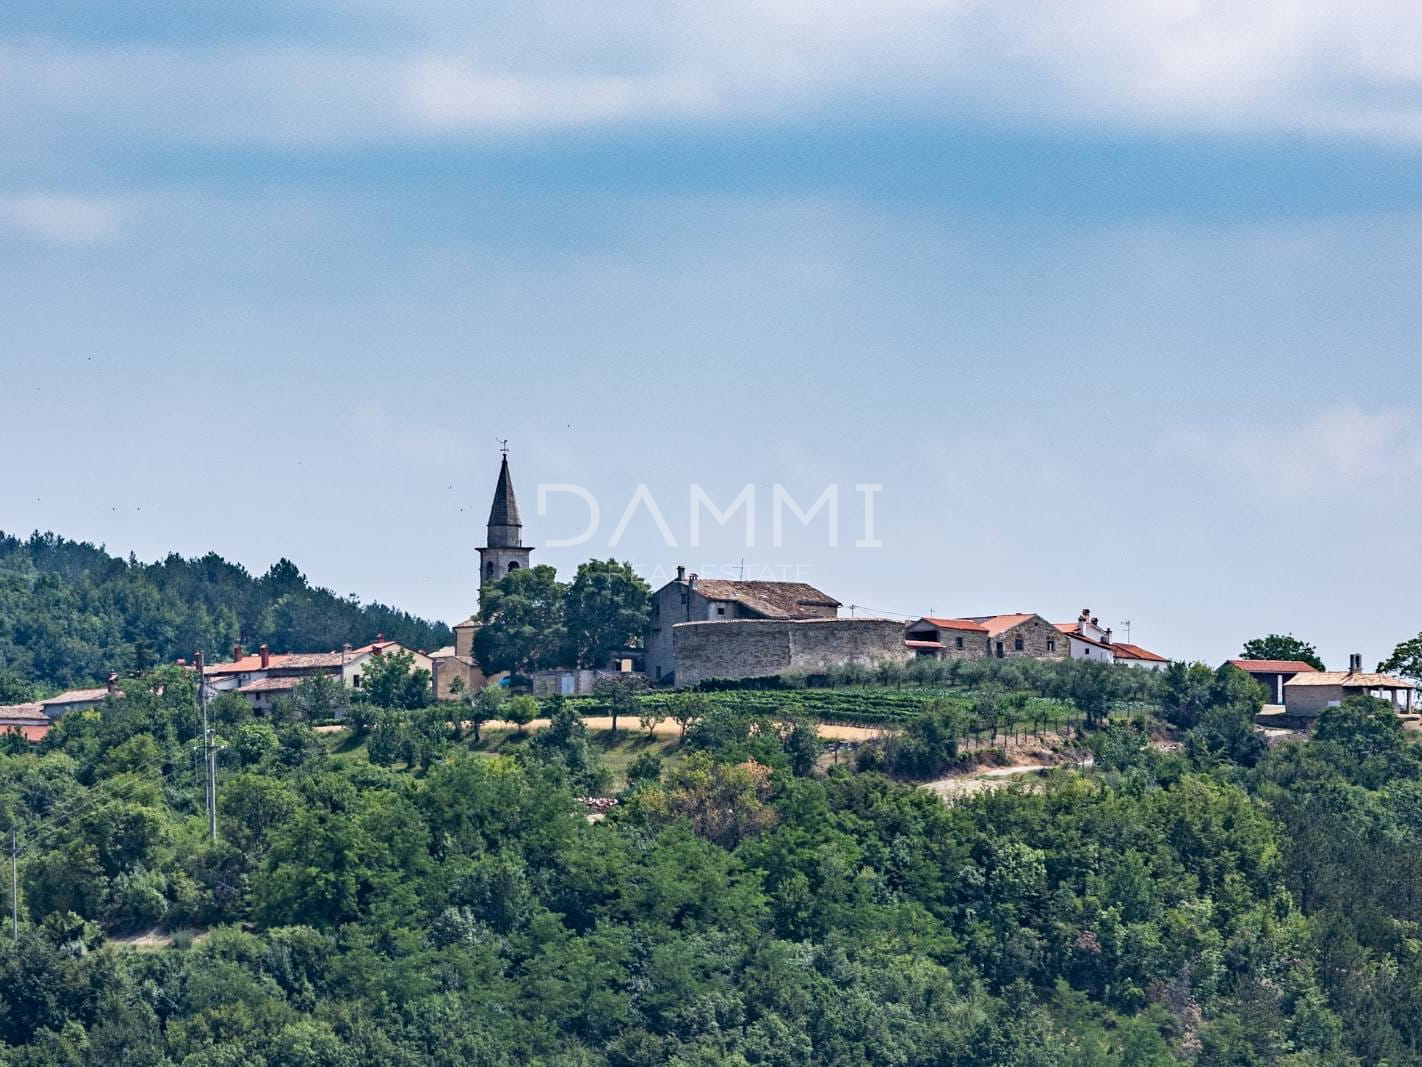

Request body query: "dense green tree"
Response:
[356, 648, 430, 710]
[563, 559, 651, 669]
[1379, 632, 1422, 681]
[1240, 633, 1326, 670]
[474, 565, 569, 675]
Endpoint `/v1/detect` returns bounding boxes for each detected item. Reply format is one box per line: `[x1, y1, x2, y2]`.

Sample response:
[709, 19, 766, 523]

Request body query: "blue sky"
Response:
[1, 1, 1420, 667]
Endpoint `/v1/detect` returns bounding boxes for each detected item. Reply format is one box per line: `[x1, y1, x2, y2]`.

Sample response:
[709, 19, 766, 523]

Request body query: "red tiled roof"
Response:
[919, 617, 990, 633]
[970, 614, 1040, 637]
[1226, 659, 1318, 674]
[1112, 642, 1168, 663]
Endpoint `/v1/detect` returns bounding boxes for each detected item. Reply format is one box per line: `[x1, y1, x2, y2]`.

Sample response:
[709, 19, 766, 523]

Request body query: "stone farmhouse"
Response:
[645, 567, 841, 684]
[1282, 654, 1415, 720]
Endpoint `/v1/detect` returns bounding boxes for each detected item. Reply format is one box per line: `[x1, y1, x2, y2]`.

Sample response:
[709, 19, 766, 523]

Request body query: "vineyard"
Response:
[565, 683, 1159, 732]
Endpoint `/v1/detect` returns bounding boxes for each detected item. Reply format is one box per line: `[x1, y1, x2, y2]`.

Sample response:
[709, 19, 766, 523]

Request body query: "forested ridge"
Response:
[2, 659, 1422, 1064]
[0, 532, 452, 690]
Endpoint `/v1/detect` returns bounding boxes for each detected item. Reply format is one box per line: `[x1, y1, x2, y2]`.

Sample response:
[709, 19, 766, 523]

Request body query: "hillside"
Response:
[2, 670, 1420, 1063]
[0, 531, 452, 690]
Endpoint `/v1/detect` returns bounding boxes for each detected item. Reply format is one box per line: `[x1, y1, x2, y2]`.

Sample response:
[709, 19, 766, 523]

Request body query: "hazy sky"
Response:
[2, 1, 1420, 667]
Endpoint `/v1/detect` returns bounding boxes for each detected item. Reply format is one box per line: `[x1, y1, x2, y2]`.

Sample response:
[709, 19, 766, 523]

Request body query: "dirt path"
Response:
[318, 718, 890, 742]
[922, 757, 1095, 800]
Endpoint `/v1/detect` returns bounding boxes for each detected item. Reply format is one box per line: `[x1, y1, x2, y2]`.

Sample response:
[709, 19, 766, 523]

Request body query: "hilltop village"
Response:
[2, 453, 1414, 741]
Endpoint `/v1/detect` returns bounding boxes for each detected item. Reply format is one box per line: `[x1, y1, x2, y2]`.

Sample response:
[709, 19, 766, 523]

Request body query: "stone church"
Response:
[429, 451, 533, 699]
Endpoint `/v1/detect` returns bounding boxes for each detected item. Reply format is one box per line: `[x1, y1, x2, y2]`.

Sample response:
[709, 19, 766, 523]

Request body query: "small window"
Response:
[716, 606, 726, 616]
[507, 560, 520, 573]
[1047, 639, 1055, 652]
[996, 641, 1004, 658]
[353, 675, 362, 687]
[1014, 637, 1024, 652]
[1084, 648, 1090, 656]
[955, 636, 964, 650]
[484, 561, 495, 580]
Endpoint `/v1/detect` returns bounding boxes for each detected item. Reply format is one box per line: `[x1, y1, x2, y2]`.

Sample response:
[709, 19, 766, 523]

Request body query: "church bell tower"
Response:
[478, 446, 532, 590]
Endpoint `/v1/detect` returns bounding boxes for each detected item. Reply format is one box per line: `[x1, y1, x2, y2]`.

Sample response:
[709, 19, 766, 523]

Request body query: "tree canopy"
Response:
[0, 531, 451, 689]
[1240, 632, 1326, 670]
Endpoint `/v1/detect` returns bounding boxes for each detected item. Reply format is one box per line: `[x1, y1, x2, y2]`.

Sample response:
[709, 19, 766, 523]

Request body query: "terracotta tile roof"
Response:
[1226, 659, 1319, 674]
[689, 579, 841, 618]
[969, 614, 1041, 637]
[1111, 642, 1168, 663]
[1284, 671, 1414, 689]
[919, 617, 990, 633]
[41, 687, 115, 706]
[205, 652, 346, 676]
[237, 676, 304, 694]
[0, 702, 49, 722]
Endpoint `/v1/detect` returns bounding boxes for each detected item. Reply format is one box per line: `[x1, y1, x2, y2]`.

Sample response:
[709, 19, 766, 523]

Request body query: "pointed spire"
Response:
[486, 453, 522, 548]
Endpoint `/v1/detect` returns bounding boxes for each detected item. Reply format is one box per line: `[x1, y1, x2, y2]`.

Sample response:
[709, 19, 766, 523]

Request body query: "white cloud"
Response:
[1170, 404, 1422, 499]
[7, 1, 1422, 147]
[0, 193, 126, 244]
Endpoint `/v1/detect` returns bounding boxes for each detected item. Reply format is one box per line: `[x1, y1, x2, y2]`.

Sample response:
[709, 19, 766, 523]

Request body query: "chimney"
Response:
[1105, 628, 1113, 643]
[376, 633, 385, 644]
[106, 672, 118, 696]
[1349, 652, 1362, 674]
[676, 564, 686, 582]
[234, 643, 244, 662]
[259, 643, 271, 669]
[688, 572, 698, 590]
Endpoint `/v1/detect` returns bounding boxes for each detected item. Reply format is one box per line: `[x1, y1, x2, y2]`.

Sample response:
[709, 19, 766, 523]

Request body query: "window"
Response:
[485, 561, 495, 580]
[996, 641, 1004, 658]
[353, 674, 362, 687]
[955, 636, 964, 650]
[1047, 639, 1055, 652]
[1014, 637, 1024, 652]
[1084, 648, 1090, 656]
[507, 560, 520, 573]
[716, 606, 726, 616]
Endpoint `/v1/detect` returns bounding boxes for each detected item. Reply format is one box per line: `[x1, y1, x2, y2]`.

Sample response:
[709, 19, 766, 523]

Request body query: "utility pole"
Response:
[10, 828, 18, 946]
[195, 651, 217, 843]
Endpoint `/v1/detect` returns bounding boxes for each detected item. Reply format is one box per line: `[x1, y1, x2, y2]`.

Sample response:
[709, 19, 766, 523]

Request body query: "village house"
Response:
[972, 614, 1068, 660]
[1224, 658, 1319, 704]
[904, 613, 1066, 661]
[904, 617, 991, 659]
[0, 702, 51, 742]
[1283, 654, 1416, 719]
[202, 639, 432, 712]
[39, 674, 122, 718]
[645, 567, 841, 684]
[1053, 609, 1170, 670]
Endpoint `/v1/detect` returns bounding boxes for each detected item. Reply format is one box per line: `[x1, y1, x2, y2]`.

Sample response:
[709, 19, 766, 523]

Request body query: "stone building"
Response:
[430, 616, 489, 700]
[672, 616, 911, 688]
[904, 617, 991, 660]
[1282, 654, 1415, 719]
[645, 567, 841, 684]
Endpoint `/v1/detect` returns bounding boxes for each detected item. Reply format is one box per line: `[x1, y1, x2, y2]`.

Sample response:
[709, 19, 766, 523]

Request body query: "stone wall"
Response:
[672, 617, 911, 688]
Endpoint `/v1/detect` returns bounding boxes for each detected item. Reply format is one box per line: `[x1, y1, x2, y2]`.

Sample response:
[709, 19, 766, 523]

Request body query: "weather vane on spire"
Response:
[497, 437, 509, 456]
